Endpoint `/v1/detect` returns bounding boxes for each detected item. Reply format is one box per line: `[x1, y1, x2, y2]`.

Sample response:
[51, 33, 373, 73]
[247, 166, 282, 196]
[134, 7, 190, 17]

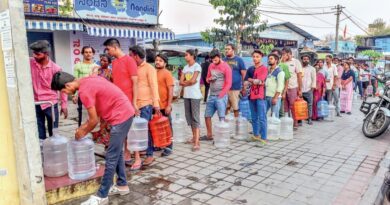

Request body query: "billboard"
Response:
[23, 0, 59, 16]
[74, 0, 158, 25]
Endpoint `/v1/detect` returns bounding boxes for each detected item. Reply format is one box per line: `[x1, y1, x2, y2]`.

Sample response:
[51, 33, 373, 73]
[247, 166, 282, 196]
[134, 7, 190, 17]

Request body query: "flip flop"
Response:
[192, 145, 200, 152]
[143, 158, 155, 166]
[185, 139, 194, 144]
[129, 162, 142, 171]
[125, 159, 134, 166]
[199, 135, 213, 141]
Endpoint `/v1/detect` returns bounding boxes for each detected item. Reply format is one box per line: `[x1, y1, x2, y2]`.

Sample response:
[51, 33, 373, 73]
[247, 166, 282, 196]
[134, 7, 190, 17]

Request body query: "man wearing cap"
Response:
[155, 53, 174, 157]
[29, 40, 68, 140]
[51, 72, 135, 205]
[301, 55, 316, 125]
[265, 53, 285, 118]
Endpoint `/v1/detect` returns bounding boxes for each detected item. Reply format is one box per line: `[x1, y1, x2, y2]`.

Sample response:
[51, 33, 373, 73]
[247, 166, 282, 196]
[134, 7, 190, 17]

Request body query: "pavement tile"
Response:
[188, 182, 208, 191]
[191, 192, 213, 203]
[219, 185, 250, 200]
[202, 180, 233, 196]
[210, 172, 228, 180]
[161, 193, 187, 205]
[206, 197, 233, 205]
[176, 188, 199, 197]
[240, 179, 258, 188]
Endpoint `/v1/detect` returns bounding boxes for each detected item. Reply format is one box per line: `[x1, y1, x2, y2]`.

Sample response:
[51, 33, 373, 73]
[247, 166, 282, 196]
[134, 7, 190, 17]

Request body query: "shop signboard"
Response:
[329, 41, 356, 54]
[242, 37, 298, 49]
[375, 37, 390, 53]
[23, 0, 59, 16]
[74, 0, 158, 25]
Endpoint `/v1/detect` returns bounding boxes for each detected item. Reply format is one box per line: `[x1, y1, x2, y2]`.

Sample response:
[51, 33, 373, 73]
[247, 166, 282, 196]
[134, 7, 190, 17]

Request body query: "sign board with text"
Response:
[74, 0, 158, 25]
[23, 0, 59, 16]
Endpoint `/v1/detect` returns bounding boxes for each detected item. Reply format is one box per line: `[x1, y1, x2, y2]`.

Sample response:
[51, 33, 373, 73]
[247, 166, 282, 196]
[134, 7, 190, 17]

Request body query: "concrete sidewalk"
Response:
[58, 98, 390, 205]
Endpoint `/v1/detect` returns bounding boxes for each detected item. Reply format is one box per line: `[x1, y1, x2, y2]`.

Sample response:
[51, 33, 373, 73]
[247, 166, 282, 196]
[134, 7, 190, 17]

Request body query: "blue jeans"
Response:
[356, 81, 363, 97]
[140, 105, 154, 157]
[205, 95, 228, 119]
[35, 104, 59, 140]
[249, 99, 267, 139]
[97, 116, 133, 198]
[265, 97, 281, 118]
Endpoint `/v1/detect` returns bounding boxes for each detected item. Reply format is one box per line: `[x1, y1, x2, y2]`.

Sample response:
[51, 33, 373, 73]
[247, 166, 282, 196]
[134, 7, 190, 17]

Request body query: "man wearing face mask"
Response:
[301, 55, 316, 125]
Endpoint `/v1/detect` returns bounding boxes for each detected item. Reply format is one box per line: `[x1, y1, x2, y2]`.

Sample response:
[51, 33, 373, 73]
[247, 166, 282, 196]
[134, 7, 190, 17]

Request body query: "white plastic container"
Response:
[173, 113, 186, 143]
[267, 114, 281, 140]
[224, 113, 235, 136]
[214, 121, 230, 148]
[43, 132, 69, 177]
[325, 104, 336, 122]
[127, 116, 149, 151]
[68, 135, 96, 180]
[280, 113, 293, 140]
[234, 112, 249, 140]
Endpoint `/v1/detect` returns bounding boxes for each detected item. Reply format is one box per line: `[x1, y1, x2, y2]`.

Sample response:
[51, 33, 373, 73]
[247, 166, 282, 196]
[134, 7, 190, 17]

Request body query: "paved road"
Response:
[59, 98, 390, 205]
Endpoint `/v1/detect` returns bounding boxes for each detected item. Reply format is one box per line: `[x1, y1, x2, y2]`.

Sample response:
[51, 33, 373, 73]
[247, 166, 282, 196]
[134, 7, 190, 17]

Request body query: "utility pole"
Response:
[333, 4, 345, 54]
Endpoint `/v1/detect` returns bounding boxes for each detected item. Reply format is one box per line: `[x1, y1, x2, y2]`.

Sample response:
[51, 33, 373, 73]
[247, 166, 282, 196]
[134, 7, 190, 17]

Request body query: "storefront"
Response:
[22, 1, 174, 204]
[24, 0, 174, 74]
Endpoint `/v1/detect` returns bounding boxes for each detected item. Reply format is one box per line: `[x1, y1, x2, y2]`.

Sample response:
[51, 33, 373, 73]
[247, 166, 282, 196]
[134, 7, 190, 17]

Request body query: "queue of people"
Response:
[29, 38, 373, 205]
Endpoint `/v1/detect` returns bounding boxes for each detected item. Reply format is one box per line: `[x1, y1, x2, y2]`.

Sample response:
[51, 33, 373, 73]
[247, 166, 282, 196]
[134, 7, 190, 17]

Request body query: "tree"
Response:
[201, 0, 267, 54]
[367, 18, 390, 36]
[360, 50, 384, 65]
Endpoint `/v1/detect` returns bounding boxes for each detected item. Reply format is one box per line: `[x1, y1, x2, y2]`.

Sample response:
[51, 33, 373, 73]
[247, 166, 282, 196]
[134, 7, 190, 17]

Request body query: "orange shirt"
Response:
[137, 62, 160, 108]
[157, 68, 174, 109]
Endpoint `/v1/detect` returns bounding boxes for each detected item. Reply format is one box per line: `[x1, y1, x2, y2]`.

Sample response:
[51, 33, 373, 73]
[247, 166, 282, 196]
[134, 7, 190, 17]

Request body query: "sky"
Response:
[159, 0, 390, 40]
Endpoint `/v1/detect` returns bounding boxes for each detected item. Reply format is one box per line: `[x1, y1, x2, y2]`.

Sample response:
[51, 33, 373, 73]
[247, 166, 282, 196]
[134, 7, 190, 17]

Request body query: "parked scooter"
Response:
[360, 75, 390, 138]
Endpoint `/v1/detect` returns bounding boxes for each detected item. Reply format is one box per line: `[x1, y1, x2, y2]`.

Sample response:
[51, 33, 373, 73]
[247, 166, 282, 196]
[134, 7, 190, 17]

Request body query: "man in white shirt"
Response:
[324, 55, 341, 117]
[301, 55, 316, 125]
[281, 47, 303, 129]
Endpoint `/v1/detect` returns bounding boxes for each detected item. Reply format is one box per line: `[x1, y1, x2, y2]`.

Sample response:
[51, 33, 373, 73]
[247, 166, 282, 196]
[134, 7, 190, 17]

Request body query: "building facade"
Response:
[24, 0, 174, 74]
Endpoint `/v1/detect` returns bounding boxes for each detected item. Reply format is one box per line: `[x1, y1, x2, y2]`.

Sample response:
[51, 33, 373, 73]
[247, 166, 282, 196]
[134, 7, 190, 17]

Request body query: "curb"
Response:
[360, 151, 390, 205]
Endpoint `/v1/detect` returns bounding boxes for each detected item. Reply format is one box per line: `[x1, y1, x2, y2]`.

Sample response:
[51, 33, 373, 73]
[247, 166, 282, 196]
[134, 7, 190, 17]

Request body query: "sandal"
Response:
[199, 135, 213, 141]
[129, 162, 142, 171]
[250, 136, 262, 142]
[143, 157, 155, 166]
[185, 139, 194, 144]
[125, 159, 134, 167]
[192, 145, 200, 152]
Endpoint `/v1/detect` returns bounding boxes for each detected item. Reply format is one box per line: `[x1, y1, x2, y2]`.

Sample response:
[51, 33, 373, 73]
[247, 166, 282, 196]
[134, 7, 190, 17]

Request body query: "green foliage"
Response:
[354, 35, 365, 46]
[201, 0, 266, 53]
[360, 50, 384, 65]
[259, 44, 274, 55]
[59, 0, 73, 16]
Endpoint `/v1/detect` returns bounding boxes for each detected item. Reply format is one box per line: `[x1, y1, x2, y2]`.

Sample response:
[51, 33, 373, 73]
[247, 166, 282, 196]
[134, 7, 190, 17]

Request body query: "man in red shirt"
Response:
[201, 50, 232, 141]
[103, 38, 138, 164]
[244, 50, 268, 145]
[51, 72, 135, 205]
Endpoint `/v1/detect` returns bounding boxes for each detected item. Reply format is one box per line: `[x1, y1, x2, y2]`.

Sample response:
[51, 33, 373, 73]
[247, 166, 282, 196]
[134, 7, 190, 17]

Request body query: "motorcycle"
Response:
[360, 75, 390, 138]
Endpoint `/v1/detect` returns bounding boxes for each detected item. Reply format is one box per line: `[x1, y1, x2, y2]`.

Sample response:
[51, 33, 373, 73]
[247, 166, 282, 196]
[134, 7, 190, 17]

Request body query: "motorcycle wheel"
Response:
[362, 109, 390, 138]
